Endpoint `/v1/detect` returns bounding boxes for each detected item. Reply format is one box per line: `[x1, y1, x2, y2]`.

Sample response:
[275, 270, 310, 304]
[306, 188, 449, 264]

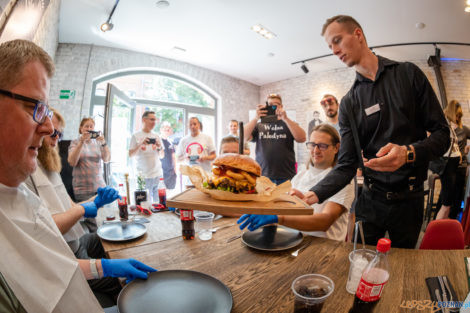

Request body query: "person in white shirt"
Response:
[129, 111, 164, 202]
[25, 108, 123, 306]
[238, 124, 354, 241]
[0, 39, 156, 312]
[176, 117, 216, 173]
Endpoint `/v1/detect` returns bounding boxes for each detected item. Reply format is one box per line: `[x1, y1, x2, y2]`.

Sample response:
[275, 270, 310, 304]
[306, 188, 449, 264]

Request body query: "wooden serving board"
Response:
[167, 188, 313, 215]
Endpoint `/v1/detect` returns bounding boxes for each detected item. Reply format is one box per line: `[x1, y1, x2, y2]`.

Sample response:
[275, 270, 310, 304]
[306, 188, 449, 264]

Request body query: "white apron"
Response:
[27, 164, 86, 253]
[0, 183, 103, 313]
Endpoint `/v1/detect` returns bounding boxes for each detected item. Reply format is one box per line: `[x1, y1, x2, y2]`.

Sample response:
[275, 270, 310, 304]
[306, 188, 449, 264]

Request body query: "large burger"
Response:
[204, 153, 261, 194]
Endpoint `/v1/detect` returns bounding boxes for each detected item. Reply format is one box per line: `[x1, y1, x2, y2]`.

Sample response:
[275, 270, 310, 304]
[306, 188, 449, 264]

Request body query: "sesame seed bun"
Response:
[212, 153, 261, 177]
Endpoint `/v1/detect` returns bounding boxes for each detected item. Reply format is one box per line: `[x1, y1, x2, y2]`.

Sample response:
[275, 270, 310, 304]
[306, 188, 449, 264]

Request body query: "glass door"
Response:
[103, 83, 135, 186]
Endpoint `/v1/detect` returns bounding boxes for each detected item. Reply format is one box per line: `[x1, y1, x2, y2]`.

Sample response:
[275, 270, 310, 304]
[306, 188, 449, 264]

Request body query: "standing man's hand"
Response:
[256, 104, 267, 119]
[276, 106, 287, 121]
[363, 143, 408, 172]
[303, 191, 319, 205]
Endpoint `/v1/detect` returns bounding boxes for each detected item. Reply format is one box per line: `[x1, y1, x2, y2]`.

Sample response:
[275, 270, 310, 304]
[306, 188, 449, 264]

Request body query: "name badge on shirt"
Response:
[365, 103, 380, 116]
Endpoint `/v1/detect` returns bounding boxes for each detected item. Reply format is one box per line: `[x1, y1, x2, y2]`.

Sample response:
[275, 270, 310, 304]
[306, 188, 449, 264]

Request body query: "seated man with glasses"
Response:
[25, 108, 123, 307]
[0, 39, 156, 312]
[238, 124, 354, 241]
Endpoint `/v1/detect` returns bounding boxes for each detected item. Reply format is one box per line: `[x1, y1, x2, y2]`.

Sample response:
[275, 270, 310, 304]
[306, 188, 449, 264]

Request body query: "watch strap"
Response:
[90, 259, 100, 279]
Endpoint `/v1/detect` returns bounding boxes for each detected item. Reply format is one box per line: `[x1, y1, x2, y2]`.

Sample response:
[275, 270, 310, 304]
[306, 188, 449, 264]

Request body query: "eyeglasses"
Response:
[306, 142, 331, 151]
[0, 89, 52, 124]
[320, 97, 336, 106]
[50, 129, 63, 141]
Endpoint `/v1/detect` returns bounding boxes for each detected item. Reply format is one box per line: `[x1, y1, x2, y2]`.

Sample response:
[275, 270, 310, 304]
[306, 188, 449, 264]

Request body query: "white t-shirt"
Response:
[176, 133, 216, 172]
[291, 166, 354, 241]
[130, 130, 163, 179]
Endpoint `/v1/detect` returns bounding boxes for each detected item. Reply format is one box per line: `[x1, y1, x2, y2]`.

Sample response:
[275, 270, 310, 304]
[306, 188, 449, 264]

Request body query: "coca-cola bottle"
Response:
[117, 183, 128, 220]
[158, 177, 167, 208]
[180, 209, 195, 240]
[349, 238, 391, 313]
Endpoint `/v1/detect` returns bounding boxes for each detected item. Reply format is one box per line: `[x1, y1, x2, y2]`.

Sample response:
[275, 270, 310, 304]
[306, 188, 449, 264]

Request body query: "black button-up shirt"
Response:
[311, 56, 450, 202]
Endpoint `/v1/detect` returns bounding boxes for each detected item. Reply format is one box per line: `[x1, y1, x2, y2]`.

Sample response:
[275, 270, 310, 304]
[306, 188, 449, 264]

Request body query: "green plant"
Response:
[137, 173, 146, 190]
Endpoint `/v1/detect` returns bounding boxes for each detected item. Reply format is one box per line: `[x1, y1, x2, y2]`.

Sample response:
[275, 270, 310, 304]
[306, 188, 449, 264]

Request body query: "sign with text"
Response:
[60, 90, 76, 99]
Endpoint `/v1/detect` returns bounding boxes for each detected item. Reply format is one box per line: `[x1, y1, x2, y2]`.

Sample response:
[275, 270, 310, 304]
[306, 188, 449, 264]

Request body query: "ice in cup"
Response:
[291, 274, 334, 313]
[194, 212, 215, 241]
[346, 249, 376, 294]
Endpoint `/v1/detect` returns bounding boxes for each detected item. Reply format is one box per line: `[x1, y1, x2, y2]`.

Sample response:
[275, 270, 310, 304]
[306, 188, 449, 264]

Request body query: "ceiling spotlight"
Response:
[100, 0, 120, 32]
[156, 0, 170, 8]
[251, 24, 276, 40]
[465, 6, 470, 12]
[100, 22, 114, 32]
[301, 63, 309, 74]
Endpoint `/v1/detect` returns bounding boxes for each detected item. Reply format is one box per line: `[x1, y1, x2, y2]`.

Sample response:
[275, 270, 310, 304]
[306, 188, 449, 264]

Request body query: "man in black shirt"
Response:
[303, 15, 450, 248]
[244, 94, 306, 184]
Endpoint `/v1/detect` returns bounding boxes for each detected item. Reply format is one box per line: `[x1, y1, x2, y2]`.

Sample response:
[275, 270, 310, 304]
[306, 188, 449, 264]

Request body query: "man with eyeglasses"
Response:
[244, 93, 306, 185]
[303, 15, 450, 249]
[0, 39, 156, 312]
[25, 109, 125, 306]
[238, 124, 354, 241]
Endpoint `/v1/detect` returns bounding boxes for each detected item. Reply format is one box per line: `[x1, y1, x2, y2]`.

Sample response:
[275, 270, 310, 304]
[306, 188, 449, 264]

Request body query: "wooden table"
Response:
[103, 214, 470, 313]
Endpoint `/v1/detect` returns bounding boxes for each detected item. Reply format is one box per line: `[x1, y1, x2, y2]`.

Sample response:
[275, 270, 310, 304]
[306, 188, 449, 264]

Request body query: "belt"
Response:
[363, 183, 423, 201]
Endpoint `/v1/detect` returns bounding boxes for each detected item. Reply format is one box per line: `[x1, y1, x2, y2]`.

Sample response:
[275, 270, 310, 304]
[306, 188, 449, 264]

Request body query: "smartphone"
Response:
[147, 138, 157, 144]
[88, 130, 100, 139]
[260, 101, 278, 123]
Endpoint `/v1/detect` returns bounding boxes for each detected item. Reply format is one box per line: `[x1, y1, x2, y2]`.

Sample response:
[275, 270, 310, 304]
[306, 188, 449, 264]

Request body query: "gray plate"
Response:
[97, 222, 147, 242]
[117, 270, 233, 313]
[241, 225, 303, 251]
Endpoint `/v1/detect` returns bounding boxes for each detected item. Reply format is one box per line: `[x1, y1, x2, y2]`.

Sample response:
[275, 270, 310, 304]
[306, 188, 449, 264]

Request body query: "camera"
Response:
[260, 101, 278, 123]
[189, 155, 199, 164]
[147, 138, 157, 144]
[88, 130, 100, 139]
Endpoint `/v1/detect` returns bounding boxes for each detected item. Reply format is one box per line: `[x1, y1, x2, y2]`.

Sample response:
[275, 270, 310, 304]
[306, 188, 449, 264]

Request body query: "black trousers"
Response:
[450, 165, 467, 219]
[355, 189, 424, 249]
[75, 233, 122, 308]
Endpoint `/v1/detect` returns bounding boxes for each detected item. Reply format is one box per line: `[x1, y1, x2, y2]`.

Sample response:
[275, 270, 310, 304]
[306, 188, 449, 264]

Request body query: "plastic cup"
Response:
[291, 274, 334, 313]
[195, 212, 215, 241]
[346, 249, 376, 294]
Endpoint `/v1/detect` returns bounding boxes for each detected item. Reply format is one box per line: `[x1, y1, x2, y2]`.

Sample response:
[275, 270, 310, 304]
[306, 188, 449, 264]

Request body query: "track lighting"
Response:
[100, 0, 120, 32]
[301, 63, 309, 74]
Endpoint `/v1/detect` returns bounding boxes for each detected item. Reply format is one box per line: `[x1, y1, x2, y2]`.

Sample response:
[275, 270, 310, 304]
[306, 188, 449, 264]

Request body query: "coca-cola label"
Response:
[356, 277, 388, 302]
[180, 209, 194, 221]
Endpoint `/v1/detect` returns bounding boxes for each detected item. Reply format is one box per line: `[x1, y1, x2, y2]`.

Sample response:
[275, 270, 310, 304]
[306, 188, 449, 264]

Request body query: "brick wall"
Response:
[260, 59, 470, 165]
[32, 0, 60, 60]
[50, 44, 259, 142]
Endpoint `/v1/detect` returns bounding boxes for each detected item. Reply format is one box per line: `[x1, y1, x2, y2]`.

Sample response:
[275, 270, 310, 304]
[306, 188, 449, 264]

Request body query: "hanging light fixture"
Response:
[100, 0, 120, 32]
[301, 62, 309, 74]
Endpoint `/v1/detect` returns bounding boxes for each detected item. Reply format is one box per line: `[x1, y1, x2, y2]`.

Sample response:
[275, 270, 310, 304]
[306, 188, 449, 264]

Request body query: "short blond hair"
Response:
[0, 39, 54, 90]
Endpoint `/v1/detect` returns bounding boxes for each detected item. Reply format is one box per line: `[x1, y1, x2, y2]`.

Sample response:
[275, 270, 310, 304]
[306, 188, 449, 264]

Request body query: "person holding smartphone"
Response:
[244, 94, 306, 184]
[68, 117, 110, 232]
[129, 111, 164, 203]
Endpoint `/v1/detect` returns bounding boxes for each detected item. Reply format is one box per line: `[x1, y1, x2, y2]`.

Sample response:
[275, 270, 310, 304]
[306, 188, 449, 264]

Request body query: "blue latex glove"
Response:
[101, 258, 157, 283]
[237, 214, 279, 231]
[94, 186, 121, 208]
[80, 187, 121, 218]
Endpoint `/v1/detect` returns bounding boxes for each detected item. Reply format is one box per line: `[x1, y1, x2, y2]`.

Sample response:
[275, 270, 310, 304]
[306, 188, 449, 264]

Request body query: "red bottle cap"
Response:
[377, 238, 391, 253]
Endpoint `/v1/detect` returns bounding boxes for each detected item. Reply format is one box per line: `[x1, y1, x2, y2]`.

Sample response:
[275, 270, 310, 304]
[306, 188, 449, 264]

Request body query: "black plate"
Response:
[97, 222, 147, 242]
[117, 270, 233, 313]
[241, 225, 303, 251]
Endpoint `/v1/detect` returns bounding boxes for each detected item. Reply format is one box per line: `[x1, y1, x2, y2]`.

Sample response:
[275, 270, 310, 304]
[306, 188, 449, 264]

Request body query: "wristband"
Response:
[90, 259, 100, 279]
